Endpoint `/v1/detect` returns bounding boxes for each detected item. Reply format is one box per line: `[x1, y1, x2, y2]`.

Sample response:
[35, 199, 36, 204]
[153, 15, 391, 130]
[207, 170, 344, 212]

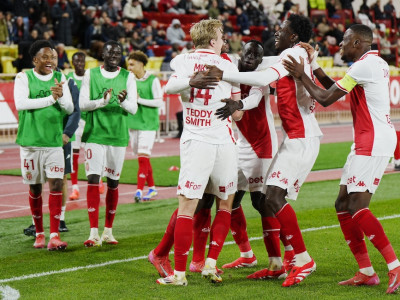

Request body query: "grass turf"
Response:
[0, 173, 399, 299]
[0, 142, 352, 185]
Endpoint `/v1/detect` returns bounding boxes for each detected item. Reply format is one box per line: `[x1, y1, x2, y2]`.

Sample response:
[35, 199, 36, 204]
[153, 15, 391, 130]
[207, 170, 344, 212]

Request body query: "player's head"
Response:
[340, 24, 372, 62]
[102, 40, 122, 71]
[221, 38, 229, 54]
[274, 14, 313, 53]
[127, 50, 148, 76]
[239, 40, 264, 72]
[29, 40, 56, 76]
[72, 52, 86, 75]
[190, 19, 224, 55]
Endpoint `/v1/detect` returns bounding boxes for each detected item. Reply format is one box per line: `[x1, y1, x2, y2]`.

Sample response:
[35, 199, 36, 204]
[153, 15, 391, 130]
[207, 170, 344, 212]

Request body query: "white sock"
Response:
[174, 270, 185, 278]
[60, 205, 66, 221]
[72, 184, 79, 191]
[149, 186, 155, 190]
[103, 227, 112, 235]
[204, 257, 217, 269]
[36, 232, 44, 237]
[90, 228, 99, 237]
[294, 251, 312, 266]
[240, 250, 254, 258]
[388, 259, 400, 271]
[50, 232, 58, 239]
[31, 216, 35, 225]
[284, 245, 294, 251]
[268, 257, 283, 270]
[359, 266, 375, 276]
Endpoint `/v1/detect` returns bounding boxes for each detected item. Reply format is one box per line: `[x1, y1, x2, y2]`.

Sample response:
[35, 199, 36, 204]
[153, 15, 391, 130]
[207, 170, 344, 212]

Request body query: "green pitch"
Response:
[0, 142, 353, 185]
[1, 173, 399, 299]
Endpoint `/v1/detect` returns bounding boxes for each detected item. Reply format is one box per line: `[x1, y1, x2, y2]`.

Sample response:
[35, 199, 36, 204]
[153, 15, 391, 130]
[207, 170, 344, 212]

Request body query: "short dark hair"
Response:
[288, 14, 313, 43]
[349, 24, 373, 41]
[29, 40, 55, 59]
[128, 50, 148, 66]
[245, 39, 264, 51]
[72, 51, 86, 60]
[103, 40, 122, 52]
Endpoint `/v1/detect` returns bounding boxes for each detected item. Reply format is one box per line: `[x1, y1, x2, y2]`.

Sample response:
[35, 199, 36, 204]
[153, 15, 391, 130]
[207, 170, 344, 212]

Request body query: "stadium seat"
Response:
[146, 57, 164, 71]
[148, 45, 172, 57]
[1, 56, 17, 74]
[65, 46, 79, 63]
[8, 45, 18, 59]
[0, 45, 10, 58]
[85, 56, 98, 69]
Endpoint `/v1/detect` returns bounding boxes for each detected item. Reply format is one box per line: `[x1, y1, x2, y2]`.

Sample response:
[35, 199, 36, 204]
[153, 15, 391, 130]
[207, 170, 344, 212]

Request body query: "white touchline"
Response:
[1, 214, 399, 284]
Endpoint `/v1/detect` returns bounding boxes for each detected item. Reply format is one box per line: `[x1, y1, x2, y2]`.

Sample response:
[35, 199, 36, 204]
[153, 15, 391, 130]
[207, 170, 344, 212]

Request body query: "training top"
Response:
[14, 69, 73, 147]
[169, 49, 241, 144]
[79, 66, 138, 147]
[336, 50, 396, 156]
[128, 71, 163, 131]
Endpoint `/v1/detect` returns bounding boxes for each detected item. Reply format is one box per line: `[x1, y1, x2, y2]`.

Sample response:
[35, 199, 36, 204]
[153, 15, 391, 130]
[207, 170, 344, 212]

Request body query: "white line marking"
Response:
[0, 285, 20, 300]
[1, 214, 399, 284]
[0, 204, 27, 208]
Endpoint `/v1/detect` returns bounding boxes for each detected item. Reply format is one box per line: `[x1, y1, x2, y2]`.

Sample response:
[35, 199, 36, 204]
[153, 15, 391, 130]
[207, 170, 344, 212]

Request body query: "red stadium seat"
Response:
[148, 45, 172, 56]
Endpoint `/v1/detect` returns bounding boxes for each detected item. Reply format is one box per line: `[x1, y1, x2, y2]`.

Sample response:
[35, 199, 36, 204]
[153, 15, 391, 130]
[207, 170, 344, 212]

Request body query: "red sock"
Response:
[48, 192, 62, 234]
[174, 215, 193, 272]
[29, 190, 43, 233]
[280, 233, 291, 249]
[275, 204, 306, 255]
[147, 158, 155, 187]
[337, 211, 371, 269]
[207, 209, 231, 260]
[105, 186, 118, 228]
[261, 216, 281, 257]
[231, 206, 251, 253]
[192, 208, 211, 262]
[87, 184, 100, 228]
[137, 156, 148, 190]
[154, 209, 178, 256]
[394, 131, 400, 160]
[71, 152, 79, 185]
[353, 208, 397, 264]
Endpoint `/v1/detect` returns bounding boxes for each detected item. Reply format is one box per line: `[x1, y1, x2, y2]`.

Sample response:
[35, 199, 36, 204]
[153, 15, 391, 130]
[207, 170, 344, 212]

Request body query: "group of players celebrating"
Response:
[15, 13, 400, 294]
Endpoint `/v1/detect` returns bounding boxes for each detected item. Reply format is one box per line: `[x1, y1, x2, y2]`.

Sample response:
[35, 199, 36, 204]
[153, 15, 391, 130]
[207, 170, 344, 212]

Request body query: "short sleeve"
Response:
[335, 73, 358, 93]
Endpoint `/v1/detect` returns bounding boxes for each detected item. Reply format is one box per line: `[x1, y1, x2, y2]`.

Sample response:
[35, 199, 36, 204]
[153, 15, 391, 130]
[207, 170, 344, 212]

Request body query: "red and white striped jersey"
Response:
[336, 50, 396, 156]
[271, 44, 323, 139]
[170, 49, 241, 144]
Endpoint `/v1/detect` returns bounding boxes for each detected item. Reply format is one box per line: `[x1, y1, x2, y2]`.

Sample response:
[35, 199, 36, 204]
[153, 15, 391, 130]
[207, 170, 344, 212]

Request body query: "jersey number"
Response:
[24, 159, 34, 170]
[189, 88, 212, 105]
[86, 149, 92, 160]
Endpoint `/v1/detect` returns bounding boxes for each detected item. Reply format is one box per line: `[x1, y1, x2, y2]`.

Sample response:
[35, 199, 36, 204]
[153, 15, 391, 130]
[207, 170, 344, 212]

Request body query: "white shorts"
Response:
[129, 129, 156, 156]
[84, 143, 126, 180]
[340, 152, 390, 194]
[71, 119, 86, 150]
[237, 145, 272, 192]
[177, 140, 237, 200]
[20, 146, 65, 184]
[266, 136, 320, 200]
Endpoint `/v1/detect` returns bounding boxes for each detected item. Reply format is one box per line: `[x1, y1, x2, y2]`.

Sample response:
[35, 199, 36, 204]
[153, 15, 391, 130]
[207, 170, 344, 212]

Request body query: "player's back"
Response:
[170, 50, 240, 144]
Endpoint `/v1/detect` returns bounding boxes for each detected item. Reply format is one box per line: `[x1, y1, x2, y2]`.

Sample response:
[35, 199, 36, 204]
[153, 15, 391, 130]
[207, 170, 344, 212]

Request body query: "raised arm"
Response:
[57, 74, 73, 114]
[282, 55, 346, 107]
[137, 77, 164, 108]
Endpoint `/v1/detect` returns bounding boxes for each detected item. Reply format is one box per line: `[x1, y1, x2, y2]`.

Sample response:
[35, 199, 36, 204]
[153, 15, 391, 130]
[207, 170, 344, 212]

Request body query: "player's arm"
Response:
[57, 74, 74, 114]
[79, 71, 109, 111]
[231, 89, 244, 121]
[282, 55, 347, 107]
[14, 72, 58, 111]
[137, 77, 164, 108]
[63, 78, 81, 139]
[119, 72, 138, 114]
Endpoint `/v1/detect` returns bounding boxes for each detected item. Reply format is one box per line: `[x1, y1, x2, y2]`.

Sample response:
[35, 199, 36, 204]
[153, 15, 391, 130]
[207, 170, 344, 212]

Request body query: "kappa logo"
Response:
[54, 214, 61, 220]
[286, 235, 293, 240]
[66, 154, 71, 159]
[33, 215, 41, 219]
[368, 235, 375, 241]
[373, 178, 380, 185]
[346, 240, 351, 245]
[88, 207, 96, 212]
[109, 210, 116, 214]
[210, 241, 219, 247]
[356, 181, 366, 187]
[263, 231, 269, 237]
[231, 230, 237, 236]
[26, 171, 32, 181]
[202, 227, 210, 233]
[139, 173, 146, 178]
[183, 251, 189, 256]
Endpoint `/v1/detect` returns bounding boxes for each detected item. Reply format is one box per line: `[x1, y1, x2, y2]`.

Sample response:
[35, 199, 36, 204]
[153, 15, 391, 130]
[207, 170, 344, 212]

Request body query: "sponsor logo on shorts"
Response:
[248, 176, 263, 184]
[293, 180, 300, 193]
[373, 178, 380, 185]
[26, 171, 32, 181]
[88, 207, 96, 212]
[280, 178, 288, 185]
[219, 182, 234, 193]
[356, 181, 366, 187]
[185, 181, 202, 190]
[347, 176, 356, 184]
[268, 171, 281, 179]
[50, 166, 64, 173]
[104, 167, 116, 175]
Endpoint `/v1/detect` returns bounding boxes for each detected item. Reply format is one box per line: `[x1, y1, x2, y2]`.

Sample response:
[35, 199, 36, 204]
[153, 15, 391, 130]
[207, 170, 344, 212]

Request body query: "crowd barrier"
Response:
[1, 72, 400, 144]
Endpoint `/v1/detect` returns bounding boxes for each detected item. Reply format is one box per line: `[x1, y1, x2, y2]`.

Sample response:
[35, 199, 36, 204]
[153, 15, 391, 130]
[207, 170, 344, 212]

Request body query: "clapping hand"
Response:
[103, 88, 113, 105]
[51, 78, 64, 101]
[118, 90, 127, 103]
